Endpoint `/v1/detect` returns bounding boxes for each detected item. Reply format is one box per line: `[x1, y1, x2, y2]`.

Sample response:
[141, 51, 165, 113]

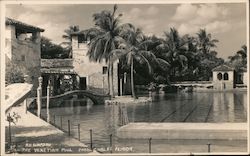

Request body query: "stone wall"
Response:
[5, 25, 41, 96]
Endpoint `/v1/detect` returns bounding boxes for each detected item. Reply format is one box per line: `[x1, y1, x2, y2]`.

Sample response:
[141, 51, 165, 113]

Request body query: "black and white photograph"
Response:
[1, 0, 249, 155]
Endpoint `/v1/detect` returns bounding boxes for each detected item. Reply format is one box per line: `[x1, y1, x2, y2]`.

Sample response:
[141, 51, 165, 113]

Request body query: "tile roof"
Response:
[6, 17, 44, 32]
[41, 59, 76, 74]
[41, 59, 73, 68]
[212, 64, 235, 71]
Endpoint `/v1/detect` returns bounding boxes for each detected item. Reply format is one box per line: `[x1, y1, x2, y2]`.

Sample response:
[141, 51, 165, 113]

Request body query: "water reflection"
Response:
[126, 92, 247, 123]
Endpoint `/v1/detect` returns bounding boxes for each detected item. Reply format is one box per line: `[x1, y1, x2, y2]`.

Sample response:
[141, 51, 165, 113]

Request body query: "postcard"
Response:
[1, 0, 249, 155]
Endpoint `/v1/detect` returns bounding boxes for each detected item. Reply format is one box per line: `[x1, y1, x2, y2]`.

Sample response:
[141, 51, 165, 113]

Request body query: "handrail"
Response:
[40, 90, 110, 100]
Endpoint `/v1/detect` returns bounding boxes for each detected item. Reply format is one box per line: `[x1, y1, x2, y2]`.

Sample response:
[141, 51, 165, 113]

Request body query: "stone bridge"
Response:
[29, 90, 111, 109]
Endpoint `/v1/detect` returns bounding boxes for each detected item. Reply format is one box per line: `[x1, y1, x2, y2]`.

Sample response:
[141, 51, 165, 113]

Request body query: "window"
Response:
[78, 35, 87, 43]
[21, 55, 25, 61]
[223, 73, 229, 80]
[217, 73, 222, 80]
[103, 66, 108, 74]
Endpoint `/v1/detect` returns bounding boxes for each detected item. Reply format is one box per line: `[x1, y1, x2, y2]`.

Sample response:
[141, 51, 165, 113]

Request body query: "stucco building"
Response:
[212, 64, 247, 90]
[71, 32, 118, 95]
[41, 31, 119, 96]
[5, 18, 44, 95]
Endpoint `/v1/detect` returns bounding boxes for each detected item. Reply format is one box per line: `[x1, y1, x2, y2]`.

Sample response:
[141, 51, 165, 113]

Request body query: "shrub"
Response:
[5, 60, 25, 84]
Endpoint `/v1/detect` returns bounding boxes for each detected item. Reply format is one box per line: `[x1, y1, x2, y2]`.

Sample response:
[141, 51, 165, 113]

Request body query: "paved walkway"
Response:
[5, 106, 92, 154]
[116, 122, 247, 153]
[117, 122, 247, 140]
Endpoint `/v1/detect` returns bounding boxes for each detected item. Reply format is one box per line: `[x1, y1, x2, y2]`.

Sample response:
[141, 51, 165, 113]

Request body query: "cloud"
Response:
[122, 6, 160, 35]
[171, 4, 230, 35]
[147, 6, 159, 15]
[21, 5, 66, 13]
[11, 10, 68, 44]
[172, 4, 197, 21]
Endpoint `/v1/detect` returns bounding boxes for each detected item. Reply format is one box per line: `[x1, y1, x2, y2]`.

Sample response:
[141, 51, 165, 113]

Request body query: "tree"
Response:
[61, 25, 80, 58]
[196, 29, 219, 57]
[195, 29, 222, 80]
[228, 45, 247, 71]
[41, 36, 68, 59]
[85, 4, 124, 97]
[5, 57, 25, 84]
[115, 24, 167, 98]
[156, 28, 188, 81]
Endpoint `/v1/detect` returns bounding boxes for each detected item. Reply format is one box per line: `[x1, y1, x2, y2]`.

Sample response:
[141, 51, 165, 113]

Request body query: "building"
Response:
[41, 31, 119, 96]
[212, 64, 247, 90]
[71, 32, 118, 95]
[5, 17, 44, 95]
[41, 59, 77, 95]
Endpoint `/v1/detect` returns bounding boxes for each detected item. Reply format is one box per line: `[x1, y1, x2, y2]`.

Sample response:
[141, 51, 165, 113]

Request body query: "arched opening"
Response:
[217, 73, 222, 80]
[223, 73, 229, 80]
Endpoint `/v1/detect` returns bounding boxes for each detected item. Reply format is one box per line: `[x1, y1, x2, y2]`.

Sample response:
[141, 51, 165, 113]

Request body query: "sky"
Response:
[5, 3, 247, 60]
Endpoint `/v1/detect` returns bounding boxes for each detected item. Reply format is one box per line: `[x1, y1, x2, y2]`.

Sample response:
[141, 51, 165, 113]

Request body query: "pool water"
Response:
[38, 91, 247, 153]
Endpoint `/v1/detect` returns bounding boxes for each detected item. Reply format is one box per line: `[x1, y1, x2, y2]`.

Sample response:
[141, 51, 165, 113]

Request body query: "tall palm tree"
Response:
[157, 28, 188, 78]
[196, 29, 220, 80]
[111, 24, 167, 98]
[228, 45, 247, 70]
[85, 5, 124, 97]
[61, 25, 80, 58]
[196, 29, 219, 57]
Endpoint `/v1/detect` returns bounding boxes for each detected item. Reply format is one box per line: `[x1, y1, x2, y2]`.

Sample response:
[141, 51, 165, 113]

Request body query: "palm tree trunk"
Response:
[109, 60, 114, 98]
[110, 63, 114, 98]
[131, 58, 136, 99]
[107, 60, 110, 95]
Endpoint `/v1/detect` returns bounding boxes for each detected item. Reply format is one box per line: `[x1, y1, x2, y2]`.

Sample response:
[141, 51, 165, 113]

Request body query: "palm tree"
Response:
[196, 29, 221, 80]
[85, 5, 124, 97]
[112, 24, 166, 98]
[196, 29, 219, 58]
[156, 28, 188, 79]
[228, 45, 247, 70]
[61, 25, 80, 58]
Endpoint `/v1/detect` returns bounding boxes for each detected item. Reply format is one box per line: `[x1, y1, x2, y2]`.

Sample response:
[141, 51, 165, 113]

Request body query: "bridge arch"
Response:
[48, 90, 111, 105]
[28, 90, 111, 109]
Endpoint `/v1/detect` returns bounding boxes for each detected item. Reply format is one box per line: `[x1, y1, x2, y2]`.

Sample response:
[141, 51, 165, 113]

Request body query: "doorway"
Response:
[79, 77, 87, 90]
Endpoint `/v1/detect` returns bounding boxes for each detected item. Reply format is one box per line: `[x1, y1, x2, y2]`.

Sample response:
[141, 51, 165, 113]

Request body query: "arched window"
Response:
[217, 73, 222, 80]
[224, 73, 229, 80]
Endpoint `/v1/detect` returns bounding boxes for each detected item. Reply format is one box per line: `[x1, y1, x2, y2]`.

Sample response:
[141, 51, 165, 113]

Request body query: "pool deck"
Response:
[5, 106, 92, 154]
[105, 96, 152, 105]
[117, 122, 247, 140]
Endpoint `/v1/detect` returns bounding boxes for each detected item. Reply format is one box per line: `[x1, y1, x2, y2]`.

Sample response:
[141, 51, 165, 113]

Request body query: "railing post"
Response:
[149, 138, 152, 153]
[24, 99, 27, 114]
[78, 124, 80, 141]
[53, 115, 56, 124]
[37, 77, 43, 118]
[109, 134, 113, 153]
[207, 142, 211, 153]
[90, 129, 93, 151]
[8, 113, 12, 149]
[68, 120, 70, 136]
[46, 80, 50, 122]
[60, 116, 63, 129]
